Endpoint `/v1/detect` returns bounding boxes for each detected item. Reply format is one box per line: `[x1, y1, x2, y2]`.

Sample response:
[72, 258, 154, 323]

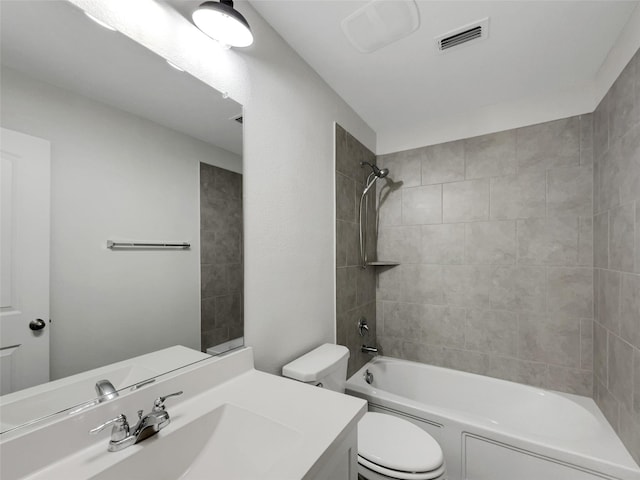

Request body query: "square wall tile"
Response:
[201, 228, 241, 265]
[422, 140, 465, 185]
[545, 366, 593, 396]
[594, 378, 619, 429]
[442, 265, 493, 309]
[620, 273, 640, 350]
[403, 342, 446, 366]
[378, 148, 423, 188]
[336, 172, 356, 222]
[490, 172, 546, 220]
[594, 92, 610, 162]
[377, 335, 403, 358]
[336, 124, 372, 181]
[634, 347, 640, 421]
[402, 184, 442, 225]
[548, 267, 593, 318]
[581, 318, 594, 371]
[201, 264, 228, 297]
[443, 179, 489, 223]
[610, 202, 636, 272]
[598, 143, 623, 213]
[466, 309, 517, 357]
[547, 165, 593, 218]
[637, 201, 640, 273]
[442, 347, 491, 376]
[619, 402, 640, 466]
[489, 266, 546, 313]
[377, 264, 444, 304]
[337, 220, 359, 267]
[356, 267, 376, 305]
[594, 160, 602, 214]
[578, 217, 594, 266]
[619, 124, 640, 206]
[464, 130, 516, 180]
[487, 356, 547, 387]
[465, 221, 516, 265]
[517, 116, 580, 172]
[336, 266, 357, 314]
[609, 333, 634, 412]
[518, 313, 581, 368]
[421, 223, 465, 264]
[378, 226, 421, 264]
[378, 187, 402, 226]
[580, 113, 594, 166]
[384, 303, 467, 348]
[201, 297, 216, 331]
[594, 321, 608, 384]
[597, 269, 621, 334]
[594, 212, 609, 268]
[421, 305, 467, 348]
[382, 301, 422, 339]
[517, 217, 579, 266]
[609, 55, 638, 143]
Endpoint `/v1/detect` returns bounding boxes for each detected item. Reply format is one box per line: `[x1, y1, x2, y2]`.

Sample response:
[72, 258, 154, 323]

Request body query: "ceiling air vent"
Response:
[435, 18, 489, 53]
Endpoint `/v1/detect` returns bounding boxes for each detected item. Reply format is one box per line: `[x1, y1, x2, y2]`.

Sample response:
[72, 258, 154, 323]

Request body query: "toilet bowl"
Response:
[282, 344, 446, 480]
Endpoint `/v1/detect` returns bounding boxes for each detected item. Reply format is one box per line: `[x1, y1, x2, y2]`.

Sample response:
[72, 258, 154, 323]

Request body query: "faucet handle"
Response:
[89, 414, 130, 441]
[152, 391, 183, 411]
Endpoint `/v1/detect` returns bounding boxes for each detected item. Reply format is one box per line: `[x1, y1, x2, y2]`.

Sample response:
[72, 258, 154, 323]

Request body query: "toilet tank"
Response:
[282, 344, 350, 393]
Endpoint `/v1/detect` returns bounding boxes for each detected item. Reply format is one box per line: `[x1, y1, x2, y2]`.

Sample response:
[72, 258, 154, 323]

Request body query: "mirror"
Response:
[0, 1, 243, 433]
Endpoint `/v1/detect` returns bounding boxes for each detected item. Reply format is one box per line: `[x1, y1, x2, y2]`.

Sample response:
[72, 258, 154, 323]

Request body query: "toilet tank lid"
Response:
[282, 344, 350, 382]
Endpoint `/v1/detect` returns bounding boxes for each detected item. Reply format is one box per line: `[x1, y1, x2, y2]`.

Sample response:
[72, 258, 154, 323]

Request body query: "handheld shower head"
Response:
[358, 161, 390, 269]
[361, 161, 388, 178]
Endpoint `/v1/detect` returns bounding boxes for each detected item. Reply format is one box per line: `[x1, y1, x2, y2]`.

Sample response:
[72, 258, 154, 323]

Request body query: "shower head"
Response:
[361, 161, 389, 179]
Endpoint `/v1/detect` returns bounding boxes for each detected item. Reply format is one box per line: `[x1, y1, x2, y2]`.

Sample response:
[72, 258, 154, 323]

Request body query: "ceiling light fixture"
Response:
[192, 1, 253, 48]
[84, 12, 117, 31]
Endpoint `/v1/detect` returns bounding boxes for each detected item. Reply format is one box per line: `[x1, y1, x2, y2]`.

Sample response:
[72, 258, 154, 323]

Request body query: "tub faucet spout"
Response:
[361, 345, 378, 355]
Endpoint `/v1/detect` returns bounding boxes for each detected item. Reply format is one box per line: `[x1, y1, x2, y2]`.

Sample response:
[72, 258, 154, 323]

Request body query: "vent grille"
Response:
[440, 26, 482, 50]
[435, 18, 489, 53]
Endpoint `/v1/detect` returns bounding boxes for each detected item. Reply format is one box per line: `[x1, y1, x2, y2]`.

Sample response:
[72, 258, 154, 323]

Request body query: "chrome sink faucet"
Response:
[90, 391, 183, 452]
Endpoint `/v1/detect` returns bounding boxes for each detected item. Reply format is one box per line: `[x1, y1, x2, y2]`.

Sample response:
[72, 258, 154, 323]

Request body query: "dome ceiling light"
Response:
[192, 1, 254, 48]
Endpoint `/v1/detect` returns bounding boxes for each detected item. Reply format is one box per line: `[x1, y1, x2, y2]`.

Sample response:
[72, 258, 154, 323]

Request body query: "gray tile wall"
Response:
[376, 114, 595, 396]
[200, 163, 243, 351]
[593, 48, 640, 464]
[336, 124, 378, 376]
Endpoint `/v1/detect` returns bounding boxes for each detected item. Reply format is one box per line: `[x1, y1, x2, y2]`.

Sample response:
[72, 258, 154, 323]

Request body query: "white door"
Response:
[0, 127, 50, 394]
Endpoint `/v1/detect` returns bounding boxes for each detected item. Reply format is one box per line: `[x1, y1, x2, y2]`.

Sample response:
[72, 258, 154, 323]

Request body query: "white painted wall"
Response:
[67, 0, 376, 375]
[1, 67, 240, 379]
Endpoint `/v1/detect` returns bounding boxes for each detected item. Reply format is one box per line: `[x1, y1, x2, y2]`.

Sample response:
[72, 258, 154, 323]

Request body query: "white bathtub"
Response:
[346, 356, 640, 480]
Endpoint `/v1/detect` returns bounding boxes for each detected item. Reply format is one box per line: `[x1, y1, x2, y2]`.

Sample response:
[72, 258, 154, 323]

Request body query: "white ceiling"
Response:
[250, 0, 638, 153]
[1, 0, 243, 155]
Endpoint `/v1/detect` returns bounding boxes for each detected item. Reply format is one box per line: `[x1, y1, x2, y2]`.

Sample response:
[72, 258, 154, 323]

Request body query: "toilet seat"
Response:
[358, 456, 446, 480]
[358, 412, 445, 480]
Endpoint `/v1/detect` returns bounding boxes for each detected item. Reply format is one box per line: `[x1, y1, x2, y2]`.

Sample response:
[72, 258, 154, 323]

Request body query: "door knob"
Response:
[29, 319, 46, 331]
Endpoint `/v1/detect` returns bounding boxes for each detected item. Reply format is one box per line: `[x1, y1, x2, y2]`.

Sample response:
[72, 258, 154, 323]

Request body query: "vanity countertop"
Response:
[1, 347, 367, 480]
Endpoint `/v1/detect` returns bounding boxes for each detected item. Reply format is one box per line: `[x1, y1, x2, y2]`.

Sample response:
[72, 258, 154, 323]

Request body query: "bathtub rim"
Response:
[346, 355, 640, 480]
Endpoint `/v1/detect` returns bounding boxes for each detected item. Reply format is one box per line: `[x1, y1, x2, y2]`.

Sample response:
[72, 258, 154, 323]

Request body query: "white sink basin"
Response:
[90, 404, 301, 480]
[0, 348, 366, 480]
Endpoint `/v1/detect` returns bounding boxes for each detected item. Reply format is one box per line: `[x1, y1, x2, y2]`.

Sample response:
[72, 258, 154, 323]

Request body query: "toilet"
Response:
[282, 344, 446, 480]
